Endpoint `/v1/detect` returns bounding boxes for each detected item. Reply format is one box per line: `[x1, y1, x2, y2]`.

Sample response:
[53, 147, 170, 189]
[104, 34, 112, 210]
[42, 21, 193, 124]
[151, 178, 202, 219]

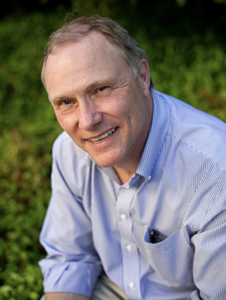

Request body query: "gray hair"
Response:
[41, 15, 154, 88]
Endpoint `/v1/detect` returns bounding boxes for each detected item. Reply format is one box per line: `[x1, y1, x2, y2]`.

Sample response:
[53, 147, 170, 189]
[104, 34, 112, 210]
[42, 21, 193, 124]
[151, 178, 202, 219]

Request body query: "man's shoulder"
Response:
[52, 131, 91, 166]
[53, 131, 72, 150]
[155, 91, 226, 171]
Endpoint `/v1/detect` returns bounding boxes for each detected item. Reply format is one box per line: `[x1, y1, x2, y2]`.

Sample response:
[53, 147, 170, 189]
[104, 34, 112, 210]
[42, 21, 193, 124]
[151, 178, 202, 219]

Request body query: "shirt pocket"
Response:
[144, 228, 194, 287]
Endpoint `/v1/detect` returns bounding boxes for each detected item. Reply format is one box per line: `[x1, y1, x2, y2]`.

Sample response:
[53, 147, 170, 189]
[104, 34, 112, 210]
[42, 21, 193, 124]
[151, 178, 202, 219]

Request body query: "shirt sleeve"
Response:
[187, 185, 226, 300]
[39, 134, 102, 296]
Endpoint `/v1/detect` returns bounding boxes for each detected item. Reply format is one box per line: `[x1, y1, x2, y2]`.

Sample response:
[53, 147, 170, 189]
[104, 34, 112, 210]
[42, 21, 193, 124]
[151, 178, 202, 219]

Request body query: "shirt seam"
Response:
[168, 131, 226, 175]
[201, 180, 226, 230]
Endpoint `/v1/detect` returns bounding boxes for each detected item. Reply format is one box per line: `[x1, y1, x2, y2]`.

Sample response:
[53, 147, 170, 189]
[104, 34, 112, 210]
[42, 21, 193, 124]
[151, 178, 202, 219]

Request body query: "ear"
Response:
[138, 59, 151, 98]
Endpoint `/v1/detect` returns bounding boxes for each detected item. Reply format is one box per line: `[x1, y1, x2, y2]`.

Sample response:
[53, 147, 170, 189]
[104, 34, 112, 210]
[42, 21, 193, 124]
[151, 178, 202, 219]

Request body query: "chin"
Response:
[94, 160, 115, 168]
[92, 155, 120, 168]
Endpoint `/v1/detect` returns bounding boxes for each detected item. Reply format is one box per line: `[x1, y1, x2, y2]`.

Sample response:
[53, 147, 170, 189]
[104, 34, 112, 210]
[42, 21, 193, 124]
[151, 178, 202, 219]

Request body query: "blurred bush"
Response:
[0, 1, 226, 299]
[0, 12, 63, 300]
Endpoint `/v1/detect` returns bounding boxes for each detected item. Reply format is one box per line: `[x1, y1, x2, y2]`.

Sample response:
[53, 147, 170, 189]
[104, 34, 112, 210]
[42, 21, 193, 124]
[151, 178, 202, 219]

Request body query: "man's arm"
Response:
[45, 292, 90, 300]
[39, 133, 101, 296]
[188, 197, 226, 299]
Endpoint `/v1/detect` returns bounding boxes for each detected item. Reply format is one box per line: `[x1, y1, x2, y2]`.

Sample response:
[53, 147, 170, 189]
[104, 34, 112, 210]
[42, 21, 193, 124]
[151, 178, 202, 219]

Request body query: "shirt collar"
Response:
[136, 90, 171, 179]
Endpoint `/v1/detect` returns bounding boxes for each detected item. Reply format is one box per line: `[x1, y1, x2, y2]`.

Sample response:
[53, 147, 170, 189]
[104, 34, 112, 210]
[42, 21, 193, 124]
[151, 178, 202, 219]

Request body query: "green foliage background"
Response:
[0, 0, 226, 299]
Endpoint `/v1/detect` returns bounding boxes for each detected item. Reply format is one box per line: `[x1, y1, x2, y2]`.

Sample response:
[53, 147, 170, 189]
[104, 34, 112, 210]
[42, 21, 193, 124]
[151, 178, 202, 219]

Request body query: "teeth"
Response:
[89, 128, 116, 143]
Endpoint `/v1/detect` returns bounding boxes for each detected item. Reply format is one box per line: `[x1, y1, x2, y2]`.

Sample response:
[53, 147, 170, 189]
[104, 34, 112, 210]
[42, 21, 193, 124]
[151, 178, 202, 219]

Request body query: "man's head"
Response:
[43, 16, 153, 179]
[41, 15, 153, 88]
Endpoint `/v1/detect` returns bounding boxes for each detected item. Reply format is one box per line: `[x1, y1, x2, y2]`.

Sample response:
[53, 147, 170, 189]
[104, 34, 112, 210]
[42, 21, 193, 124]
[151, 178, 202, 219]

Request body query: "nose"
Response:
[78, 102, 103, 130]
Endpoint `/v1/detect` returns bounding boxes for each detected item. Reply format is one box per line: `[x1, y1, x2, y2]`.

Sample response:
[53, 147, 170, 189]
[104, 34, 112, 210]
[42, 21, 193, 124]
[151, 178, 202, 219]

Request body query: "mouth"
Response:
[88, 127, 117, 144]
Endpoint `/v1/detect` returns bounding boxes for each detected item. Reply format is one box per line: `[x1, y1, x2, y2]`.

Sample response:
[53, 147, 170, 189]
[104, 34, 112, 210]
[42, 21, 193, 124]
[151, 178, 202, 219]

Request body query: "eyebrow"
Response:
[50, 78, 114, 105]
[86, 79, 112, 91]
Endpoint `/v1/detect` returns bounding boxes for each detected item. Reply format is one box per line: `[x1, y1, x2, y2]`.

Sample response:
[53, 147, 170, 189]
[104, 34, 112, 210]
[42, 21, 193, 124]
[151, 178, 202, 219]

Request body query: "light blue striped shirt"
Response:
[39, 90, 226, 299]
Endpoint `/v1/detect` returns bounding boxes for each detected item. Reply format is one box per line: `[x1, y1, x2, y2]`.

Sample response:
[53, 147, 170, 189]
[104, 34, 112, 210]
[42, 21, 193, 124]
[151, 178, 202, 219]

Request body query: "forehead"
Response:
[44, 32, 131, 96]
[48, 32, 125, 67]
[45, 32, 130, 85]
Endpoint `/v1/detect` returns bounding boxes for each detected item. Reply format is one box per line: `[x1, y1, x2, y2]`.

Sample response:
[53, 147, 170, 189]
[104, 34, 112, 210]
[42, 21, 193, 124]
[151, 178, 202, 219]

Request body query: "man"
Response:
[39, 15, 226, 300]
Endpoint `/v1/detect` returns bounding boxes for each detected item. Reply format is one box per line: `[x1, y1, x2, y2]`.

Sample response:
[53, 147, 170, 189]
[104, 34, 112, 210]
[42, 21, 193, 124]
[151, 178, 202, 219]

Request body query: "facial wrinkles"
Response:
[46, 42, 153, 176]
[66, 70, 130, 116]
[47, 33, 148, 134]
[48, 32, 134, 99]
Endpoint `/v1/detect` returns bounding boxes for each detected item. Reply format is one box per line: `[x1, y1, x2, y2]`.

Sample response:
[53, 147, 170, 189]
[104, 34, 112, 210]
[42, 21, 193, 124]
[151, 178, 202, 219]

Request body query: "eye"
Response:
[98, 86, 108, 92]
[62, 100, 72, 105]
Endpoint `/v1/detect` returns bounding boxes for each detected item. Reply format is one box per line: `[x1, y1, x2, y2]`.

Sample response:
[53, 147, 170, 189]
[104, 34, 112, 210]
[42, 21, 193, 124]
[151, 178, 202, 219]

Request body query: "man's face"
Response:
[45, 32, 152, 172]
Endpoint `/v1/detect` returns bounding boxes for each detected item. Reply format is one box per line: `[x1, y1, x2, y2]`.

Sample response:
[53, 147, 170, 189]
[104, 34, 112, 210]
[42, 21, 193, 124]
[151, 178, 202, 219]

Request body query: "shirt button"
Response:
[128, 282, 135, 288]
[148, 175, 151, 181]
[126, 244, 132, 251]
[120, 214, 126, 220]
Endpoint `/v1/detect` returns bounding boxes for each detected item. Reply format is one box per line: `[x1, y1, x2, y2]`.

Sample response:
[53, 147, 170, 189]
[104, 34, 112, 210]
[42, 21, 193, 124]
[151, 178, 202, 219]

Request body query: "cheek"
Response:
[55, 113, 74, 133]
[55, 113, 65, 127]
[110, 92, 132, 115]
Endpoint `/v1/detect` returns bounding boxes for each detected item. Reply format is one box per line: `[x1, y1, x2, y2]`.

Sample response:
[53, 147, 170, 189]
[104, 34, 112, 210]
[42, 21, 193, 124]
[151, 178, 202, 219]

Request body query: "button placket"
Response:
[116, 186, 142, 299]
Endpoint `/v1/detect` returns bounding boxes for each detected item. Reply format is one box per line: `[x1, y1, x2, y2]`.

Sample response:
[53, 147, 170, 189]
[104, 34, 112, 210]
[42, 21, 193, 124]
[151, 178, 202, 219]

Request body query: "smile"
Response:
[88, 127, 117, 144]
